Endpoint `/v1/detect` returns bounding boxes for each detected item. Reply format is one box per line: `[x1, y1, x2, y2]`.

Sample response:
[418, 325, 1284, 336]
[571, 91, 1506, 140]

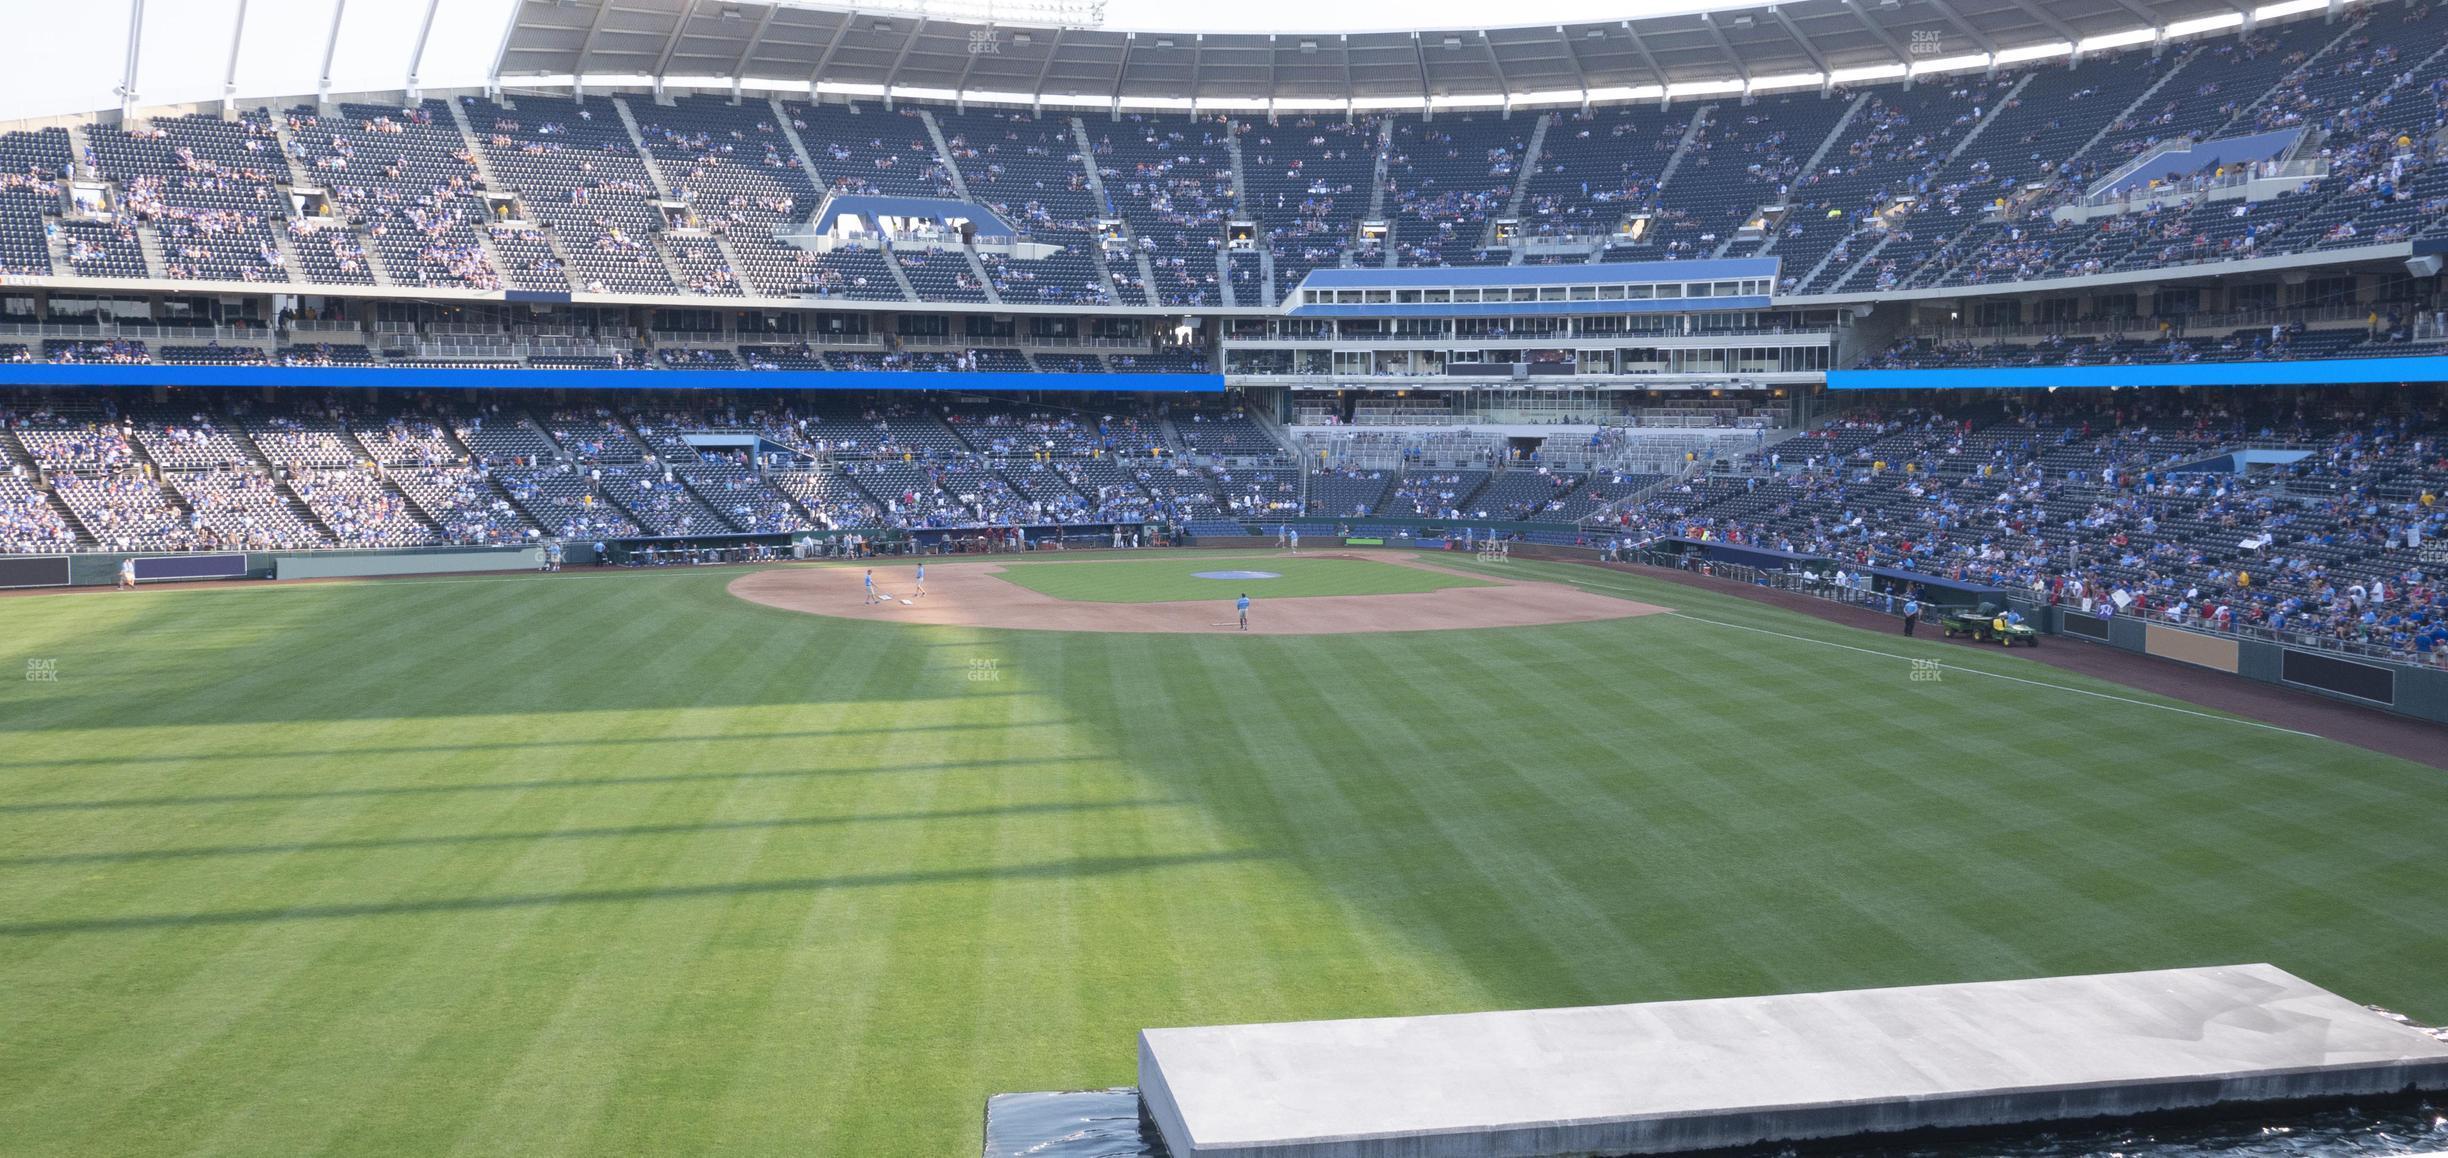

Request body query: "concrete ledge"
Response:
[1137, 964, 2448, 1158]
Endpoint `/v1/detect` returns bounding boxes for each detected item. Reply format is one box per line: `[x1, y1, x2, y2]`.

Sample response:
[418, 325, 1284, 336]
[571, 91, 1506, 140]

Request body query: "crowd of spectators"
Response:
[1591, 399, 2448, 664]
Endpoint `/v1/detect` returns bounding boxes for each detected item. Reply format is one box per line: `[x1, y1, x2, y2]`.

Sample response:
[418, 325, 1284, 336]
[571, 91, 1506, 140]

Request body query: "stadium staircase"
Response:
[440, 98, 522, 287]
[42, 223, 70, 274]
[2058, 50, 2201, 193]
[1496, 111, 1549, 255]
[768, 97, 828, 189]
[220, 424, 341, 541]
[0, 428, 93, 546]
[963, 241, 1005, 305]
[1063, 116, 1156, 306]
[132, 224, 168, 280]
[1652, 103, 1715, 196]
[1368, 117, 1397, 266]
[917, 110, 973, 200]
[273, 113, 398, 283]
[1752, 92, 1869, 260]
[1816, 76, 2025, 291]
[880, 241, 924, 300]
[268, 226, 307, 286]
[1223, 122, 1249, 213]
[445, 97, 508, 190]
[1131, 248, 1163, 305]
[2211, 16, 2367, 138]
[266, 113, 314, 186]
[117, 437, 196, 530]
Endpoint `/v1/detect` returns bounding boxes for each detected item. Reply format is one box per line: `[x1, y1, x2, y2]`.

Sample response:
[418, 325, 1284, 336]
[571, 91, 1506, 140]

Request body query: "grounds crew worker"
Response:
[1902, 597, 1921, 636]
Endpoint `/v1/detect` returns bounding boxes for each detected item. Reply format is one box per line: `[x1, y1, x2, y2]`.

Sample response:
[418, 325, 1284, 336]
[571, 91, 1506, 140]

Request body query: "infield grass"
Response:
[987, 552, 1491, 602]
[0, 554, 2440, 1157]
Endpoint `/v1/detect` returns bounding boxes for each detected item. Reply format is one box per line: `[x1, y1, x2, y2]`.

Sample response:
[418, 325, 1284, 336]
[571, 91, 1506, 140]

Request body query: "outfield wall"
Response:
[275, 549, 547, 580]
[2022, 602, 2448, 724]
[30, 545, 552, 588]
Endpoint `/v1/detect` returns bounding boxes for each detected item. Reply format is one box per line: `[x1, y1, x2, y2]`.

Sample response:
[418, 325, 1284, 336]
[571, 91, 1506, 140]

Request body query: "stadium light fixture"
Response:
[2077, 27, 2157, 53]
[1991, 40, 2072, 64]
[1746, 71, 1823, 94]
[2165, 12, 2245, 37]
[1908, 52, 1990, 76]
[2251, 0, 2326, 18]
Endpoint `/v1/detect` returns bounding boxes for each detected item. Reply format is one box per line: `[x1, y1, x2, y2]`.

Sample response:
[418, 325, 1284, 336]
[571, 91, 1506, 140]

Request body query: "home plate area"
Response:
[729, 553, 1664, 635]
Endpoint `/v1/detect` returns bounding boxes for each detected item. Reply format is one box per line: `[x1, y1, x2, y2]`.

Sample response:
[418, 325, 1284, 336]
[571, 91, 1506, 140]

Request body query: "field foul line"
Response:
[1468, 560, 2319, 740]
[1669, 610, 2317, 739]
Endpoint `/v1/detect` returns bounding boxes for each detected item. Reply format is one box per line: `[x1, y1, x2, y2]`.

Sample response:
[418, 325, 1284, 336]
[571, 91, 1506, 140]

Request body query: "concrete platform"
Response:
[1136, 964, 2448, 1158]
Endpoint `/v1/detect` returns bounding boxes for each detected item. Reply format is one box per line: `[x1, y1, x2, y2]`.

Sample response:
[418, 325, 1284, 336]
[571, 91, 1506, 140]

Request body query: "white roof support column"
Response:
[1767, 6, 1833, 94]
[222, 0, 250, 113]
[1554, 26, 1592, 109]
[1342, 36, 1357, 118]
[2098, 0, 2168, 50]
[1617, 22, 1669, 100]
[1698, 14, 1747, 100]
[730, 4, 776, 102]
[1921, 0, 1998, 76]
[1186, 33, 1201, 116]
[1266, 35, 1279, 123]
[118, 0, 145, 119]
[651, 0, 698, 99]
[881, 16, 926, 109]
[1479, 32, 1513, 114]
[408, 0, 442, 101]
[574, 0, 621, 99]
[808, 7, 858, 102]
[1840, 1, 1917, 81]
[1030, 26, 1065, 115]
[317, 0, 348, 111]
[2002, 0, 2087, 63]
[488, 0, 520, 98]
[952, 20, 988, 111]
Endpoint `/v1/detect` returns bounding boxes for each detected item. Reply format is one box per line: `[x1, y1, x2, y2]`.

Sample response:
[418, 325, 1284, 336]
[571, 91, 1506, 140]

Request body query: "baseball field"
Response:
[0, 550, 2440, 1157]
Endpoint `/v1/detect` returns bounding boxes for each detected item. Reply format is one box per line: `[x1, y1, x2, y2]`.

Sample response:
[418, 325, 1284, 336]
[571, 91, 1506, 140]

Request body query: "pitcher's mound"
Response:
[730, 554, 1664, 635]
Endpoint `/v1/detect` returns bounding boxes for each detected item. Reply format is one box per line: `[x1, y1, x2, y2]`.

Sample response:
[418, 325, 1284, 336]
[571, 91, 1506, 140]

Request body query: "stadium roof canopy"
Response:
[0, 0, 2348, 124]
[496, 0, 2333, 108]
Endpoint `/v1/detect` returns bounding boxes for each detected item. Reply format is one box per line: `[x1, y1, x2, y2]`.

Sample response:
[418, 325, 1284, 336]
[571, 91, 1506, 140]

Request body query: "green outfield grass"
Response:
[988, 552, 1491, 602]
[0, 555, 2440, 1157]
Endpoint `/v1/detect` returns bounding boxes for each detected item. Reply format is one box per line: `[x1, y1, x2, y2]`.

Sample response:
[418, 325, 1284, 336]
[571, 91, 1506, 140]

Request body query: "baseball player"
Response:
[864, 569, 878, 604]
[914, 562, 926, 598]
[1237, 592, 1251, 631]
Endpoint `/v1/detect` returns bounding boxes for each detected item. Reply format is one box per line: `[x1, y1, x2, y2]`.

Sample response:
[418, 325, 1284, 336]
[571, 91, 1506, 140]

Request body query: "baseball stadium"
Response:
[2, 0, 2447, 1155]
